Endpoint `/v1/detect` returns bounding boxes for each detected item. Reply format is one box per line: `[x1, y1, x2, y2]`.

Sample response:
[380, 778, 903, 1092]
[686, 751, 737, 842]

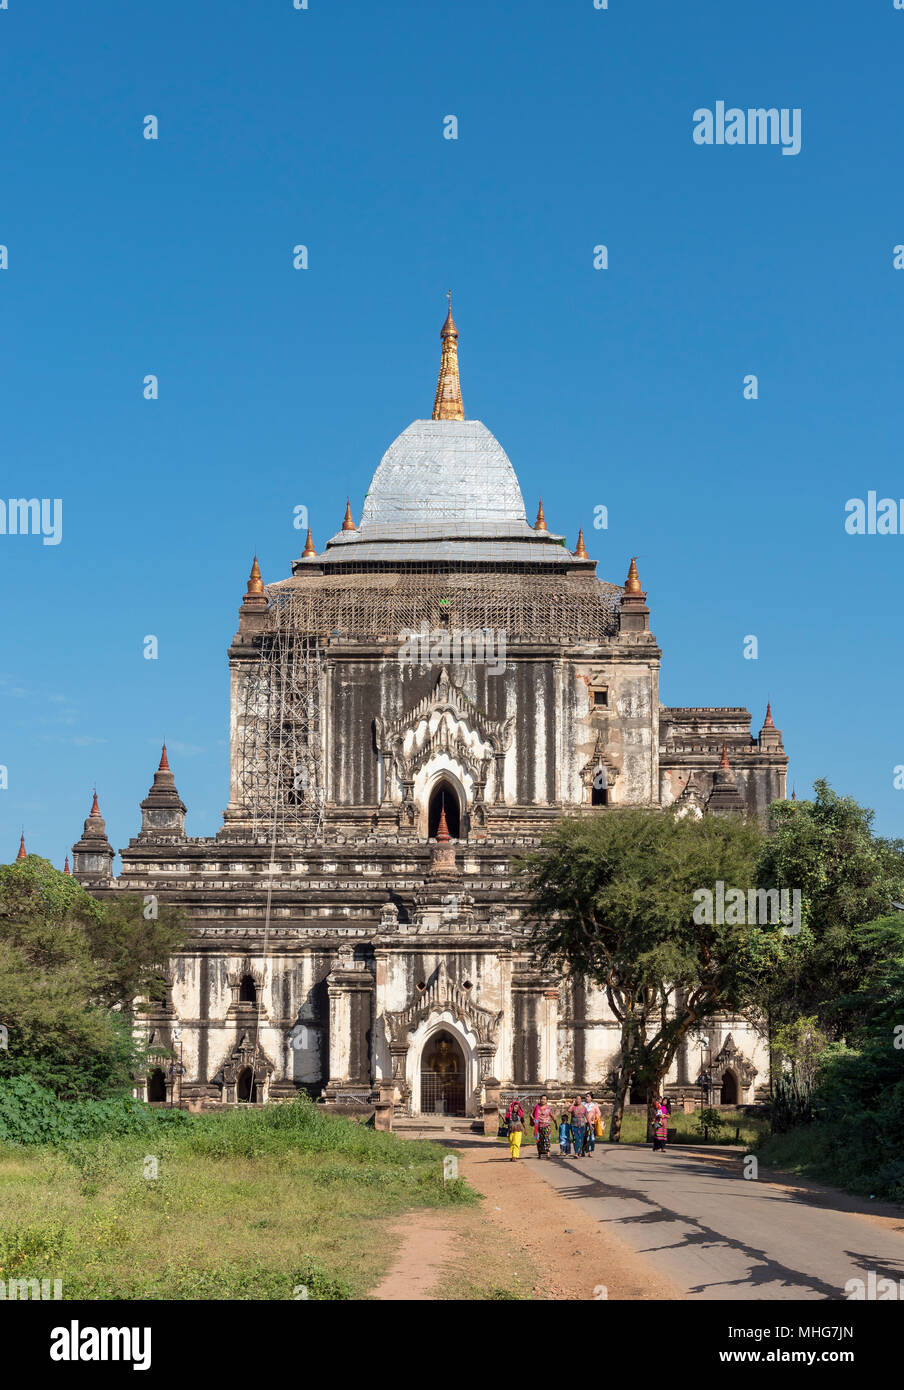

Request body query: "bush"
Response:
[696, 1108, 724, 1141]
[0, 1078, 158, 1146]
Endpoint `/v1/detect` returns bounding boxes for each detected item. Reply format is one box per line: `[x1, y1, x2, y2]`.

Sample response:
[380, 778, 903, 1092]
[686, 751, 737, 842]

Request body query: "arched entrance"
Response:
[147, 1067, 166, 1103]
[237, 1066, 256, 1103]
[720, 1069, 739, 1105]
[420, 1029, 466, 1115]
[428, 781, 460, 839]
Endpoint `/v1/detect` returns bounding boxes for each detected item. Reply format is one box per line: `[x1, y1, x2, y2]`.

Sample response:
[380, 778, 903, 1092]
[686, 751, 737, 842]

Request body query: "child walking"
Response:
[558, 1109, 572, 1156]
[508, 1112, 524, 1161]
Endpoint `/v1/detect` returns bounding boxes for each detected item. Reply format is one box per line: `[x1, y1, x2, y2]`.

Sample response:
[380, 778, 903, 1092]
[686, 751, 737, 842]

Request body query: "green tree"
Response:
[519, 809, 771, 1141]
[0, 856, 186, 1098]
[755, 781, 904, 1037]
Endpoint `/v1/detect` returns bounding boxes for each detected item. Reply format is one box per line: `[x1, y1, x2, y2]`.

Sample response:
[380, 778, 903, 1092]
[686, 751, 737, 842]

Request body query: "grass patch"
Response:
[0, 1094, 480, 1300]
[756, 1123, 904, 1202]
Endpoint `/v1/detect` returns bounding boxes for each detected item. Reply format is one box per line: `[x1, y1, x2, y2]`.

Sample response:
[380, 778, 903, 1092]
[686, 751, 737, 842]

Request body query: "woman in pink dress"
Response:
[533, 1095, 554, 1159]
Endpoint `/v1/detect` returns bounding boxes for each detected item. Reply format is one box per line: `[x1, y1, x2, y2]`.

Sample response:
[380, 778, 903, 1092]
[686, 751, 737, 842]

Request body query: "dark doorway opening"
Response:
[720, 1070, 739, 1105]
[591, 767, 608, 806]
[147, 1067, 166, 1103]
[239, 974, 257, 1004]
[420, 1030, 466, 1116]
[237, 1066, 256, 1103]
[428, 783, 460, 839]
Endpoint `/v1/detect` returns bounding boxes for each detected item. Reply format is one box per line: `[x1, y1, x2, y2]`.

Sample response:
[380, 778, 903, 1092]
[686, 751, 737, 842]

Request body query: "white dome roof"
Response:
[360, 419, 527, 530]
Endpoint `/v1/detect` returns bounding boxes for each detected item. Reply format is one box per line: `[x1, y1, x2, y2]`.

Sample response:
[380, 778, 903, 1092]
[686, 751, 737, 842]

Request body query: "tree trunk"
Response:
[608, 1060, 632, 1142]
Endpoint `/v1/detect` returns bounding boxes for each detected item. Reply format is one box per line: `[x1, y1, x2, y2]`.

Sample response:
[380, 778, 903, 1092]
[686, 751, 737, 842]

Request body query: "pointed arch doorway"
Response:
[428, 781, 461, 839]
[720, 1070, 739, 1105]
[420, 1029, 466, 1116]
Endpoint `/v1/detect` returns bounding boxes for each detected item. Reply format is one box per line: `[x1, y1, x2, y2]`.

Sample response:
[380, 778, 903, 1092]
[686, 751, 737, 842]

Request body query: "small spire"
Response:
[302, 527, 317, 557]
[246, 555, 265, 597]
[16, 832, 26, 861]
[534, 499, 547, 531]
[441, 289, 458, 339]
[90, 789, 101, 817]
[791, 788, 797, 802]
[432, 291, 465, 421]
[158, 743, 170, 772]
[574, 528, 589, 560]
[720, 743, 731, 770]
[342, 499, 356, 532]
[625, 557, 643, 595]
[64, 855, 71, 875]
[436, 804, 451, 843]
[763, 702, 775, 728]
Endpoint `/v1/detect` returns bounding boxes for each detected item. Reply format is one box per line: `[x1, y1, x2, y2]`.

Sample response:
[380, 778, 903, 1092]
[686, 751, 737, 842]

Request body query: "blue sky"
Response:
[1, 0, 902, 864]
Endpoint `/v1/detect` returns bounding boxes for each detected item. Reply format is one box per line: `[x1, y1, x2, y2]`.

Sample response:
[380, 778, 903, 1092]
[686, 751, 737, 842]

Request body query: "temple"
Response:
[71, 303, 788, 1121]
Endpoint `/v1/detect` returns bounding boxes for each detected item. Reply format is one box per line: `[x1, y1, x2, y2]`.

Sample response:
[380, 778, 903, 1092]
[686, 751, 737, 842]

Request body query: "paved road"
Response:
[527, 1143, 904, 1300]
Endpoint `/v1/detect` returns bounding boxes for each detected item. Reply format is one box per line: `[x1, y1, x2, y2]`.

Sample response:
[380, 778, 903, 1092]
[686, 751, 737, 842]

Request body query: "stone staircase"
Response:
[392, 1115, 483, 1136]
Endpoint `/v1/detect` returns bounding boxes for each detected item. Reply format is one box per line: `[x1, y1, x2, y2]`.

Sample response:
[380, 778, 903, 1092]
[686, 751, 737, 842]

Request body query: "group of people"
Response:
[502, 1093, 672, 1161]
[504, 1093, 605, 1161]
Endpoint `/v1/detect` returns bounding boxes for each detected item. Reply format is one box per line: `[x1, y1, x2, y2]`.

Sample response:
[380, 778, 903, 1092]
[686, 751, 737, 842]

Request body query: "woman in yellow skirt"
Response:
[508, 1112, 524, 1160]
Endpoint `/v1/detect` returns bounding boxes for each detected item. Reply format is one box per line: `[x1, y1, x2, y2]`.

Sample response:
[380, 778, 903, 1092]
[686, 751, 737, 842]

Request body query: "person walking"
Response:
[652, 1097, 668, 1153]
[533, 1095, 554, 1159]
[569, 1095, 588, 1157]
[558, 1108, 572, 1156]
[583, 1092, 601, 1155]
[508, 1110, 524, 1160]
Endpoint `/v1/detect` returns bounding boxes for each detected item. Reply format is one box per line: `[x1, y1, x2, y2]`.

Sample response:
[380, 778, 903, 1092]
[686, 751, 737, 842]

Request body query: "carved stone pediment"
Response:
[673, 772, 706, 820]
[384, 959, 502, 1046]
[580, 731, 619, 795]
[375, 666, 514, 757]
[212, 1032, 275, 1092]
[712, 1033, 758, 1086]
[374, 667, 514, 816]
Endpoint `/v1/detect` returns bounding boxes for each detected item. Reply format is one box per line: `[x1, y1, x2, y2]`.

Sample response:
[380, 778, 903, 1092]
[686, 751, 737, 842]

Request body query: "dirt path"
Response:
[426, 1132, 682, 1301]
[371, 1217, 459, 1300]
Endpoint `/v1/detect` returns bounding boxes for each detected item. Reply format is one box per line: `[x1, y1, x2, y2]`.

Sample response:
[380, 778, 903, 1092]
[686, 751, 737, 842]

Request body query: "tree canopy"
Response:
[0, 855, 186, 1099]
[518, 808, 772, 1136]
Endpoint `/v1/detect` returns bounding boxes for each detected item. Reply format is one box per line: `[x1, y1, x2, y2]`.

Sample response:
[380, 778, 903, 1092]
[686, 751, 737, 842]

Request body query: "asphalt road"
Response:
[527, 1142, 904, 1300]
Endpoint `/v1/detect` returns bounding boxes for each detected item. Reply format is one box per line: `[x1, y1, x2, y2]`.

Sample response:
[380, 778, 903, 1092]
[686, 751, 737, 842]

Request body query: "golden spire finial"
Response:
[534, 499, 547, 531]
[302, 527, 317, 557]
[574, 528, 589, 559]
[432, 292, 465, 421]
[247, 555, 265, 596]
[625, 556, 642, 595]
[342, 499, 356, 531]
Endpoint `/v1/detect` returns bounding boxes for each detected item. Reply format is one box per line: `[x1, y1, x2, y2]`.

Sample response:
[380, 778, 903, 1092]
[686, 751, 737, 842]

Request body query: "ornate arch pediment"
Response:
[384, 959, 503, 1047]
[211, 1032, 276, 1102]
[375, 667, 513, 815]
[579, 731, 620, 796]
[713, 1033, 758, 1087]
[375, 666, 514, 757]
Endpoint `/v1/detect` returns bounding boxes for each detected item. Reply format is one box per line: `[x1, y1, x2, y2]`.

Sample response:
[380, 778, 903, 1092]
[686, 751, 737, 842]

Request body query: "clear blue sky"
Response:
[2, 0, 902, 865]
